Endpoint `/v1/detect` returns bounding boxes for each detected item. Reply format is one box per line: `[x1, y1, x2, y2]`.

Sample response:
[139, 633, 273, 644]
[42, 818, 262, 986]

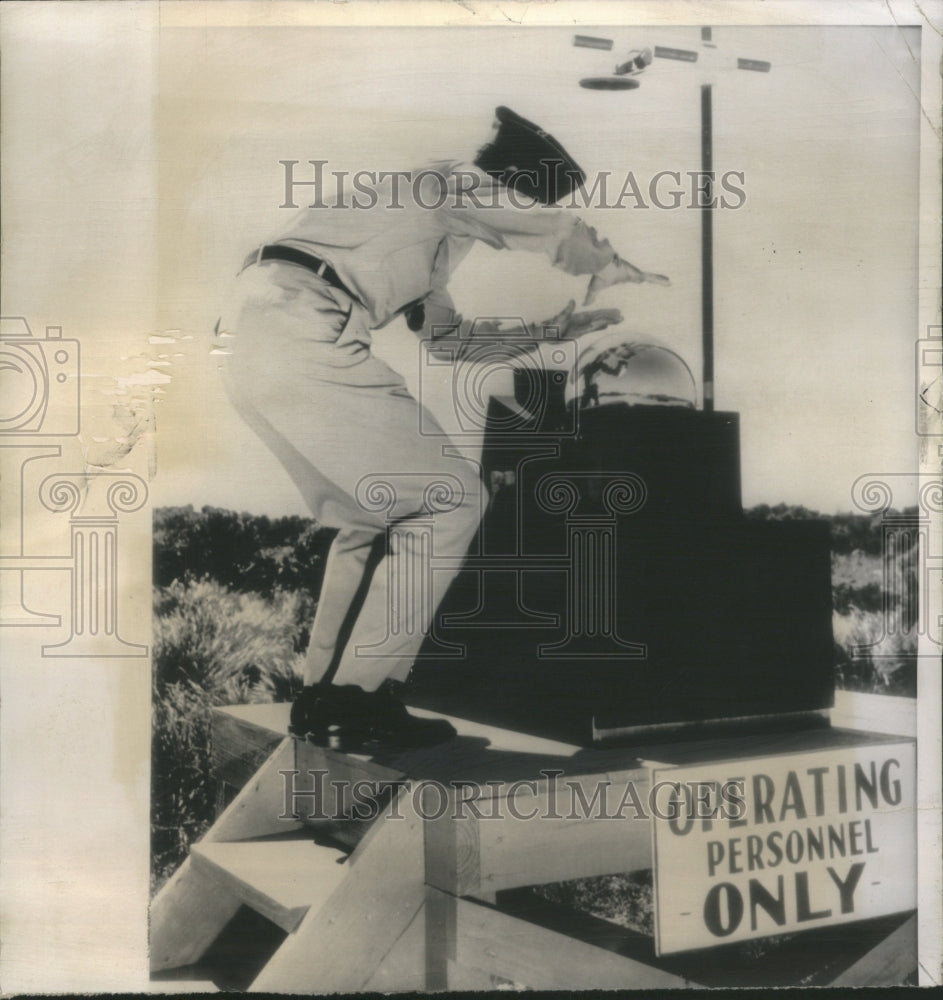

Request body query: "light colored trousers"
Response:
[221, 261, 483, 690]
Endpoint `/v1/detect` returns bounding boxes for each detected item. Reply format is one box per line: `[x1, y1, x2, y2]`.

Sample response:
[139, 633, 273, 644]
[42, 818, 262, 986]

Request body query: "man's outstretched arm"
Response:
[438, 169, 670, 299]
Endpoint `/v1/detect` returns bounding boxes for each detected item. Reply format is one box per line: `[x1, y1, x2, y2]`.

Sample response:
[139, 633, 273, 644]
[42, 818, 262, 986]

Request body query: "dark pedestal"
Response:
[408, 400, 834, 745]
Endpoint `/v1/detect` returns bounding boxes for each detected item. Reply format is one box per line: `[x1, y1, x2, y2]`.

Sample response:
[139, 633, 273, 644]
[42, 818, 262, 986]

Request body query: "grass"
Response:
[151, 579, 311, 891]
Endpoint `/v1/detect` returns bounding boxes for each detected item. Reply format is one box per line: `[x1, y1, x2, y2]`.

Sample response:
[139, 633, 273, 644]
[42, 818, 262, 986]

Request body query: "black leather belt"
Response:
[241, 244, 356, 300]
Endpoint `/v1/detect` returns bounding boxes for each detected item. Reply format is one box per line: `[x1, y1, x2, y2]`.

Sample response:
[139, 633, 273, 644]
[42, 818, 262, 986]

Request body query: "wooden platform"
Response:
[150, 694, 917, 991]
[213, 689, 915, 783]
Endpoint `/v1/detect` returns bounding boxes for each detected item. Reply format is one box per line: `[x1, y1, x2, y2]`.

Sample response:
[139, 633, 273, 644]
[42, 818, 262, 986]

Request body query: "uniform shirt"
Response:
[271, 161, 618, 329]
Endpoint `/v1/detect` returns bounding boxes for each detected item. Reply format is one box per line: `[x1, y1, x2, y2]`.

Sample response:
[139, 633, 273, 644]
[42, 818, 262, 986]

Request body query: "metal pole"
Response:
[701, 83, 715, 413]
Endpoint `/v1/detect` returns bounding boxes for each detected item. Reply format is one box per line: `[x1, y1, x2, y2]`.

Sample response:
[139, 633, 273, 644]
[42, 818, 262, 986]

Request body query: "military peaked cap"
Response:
[474, 106, 586, 205]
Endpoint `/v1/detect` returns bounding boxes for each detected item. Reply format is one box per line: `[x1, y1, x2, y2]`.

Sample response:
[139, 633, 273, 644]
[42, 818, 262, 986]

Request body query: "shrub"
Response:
[151, 679, 216, 891]
[533, 871, 653, 935]
[833, 607, 917, 696]
[154, 505, 335, 599]
[151, 579, 313, 888]
[154, 578, 312, 700]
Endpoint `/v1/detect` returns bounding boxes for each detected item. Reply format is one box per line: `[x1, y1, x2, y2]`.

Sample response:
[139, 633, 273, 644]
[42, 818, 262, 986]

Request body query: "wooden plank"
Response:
[630, 725, 913, 768]
[363, 905, 426, 993]
[279, 703, 647, 788]
[446, 956, 502, 990]
[407, 706, 581, 756]
[220, 699, 582, 764]
[292, 739, 406, 821]
[293, 708, 908, 794]
[424, 884, 456, 990]
[478, 769, 653, 893]
[151, 978, 220, 992]
[249, 787, 426, 993]
[423, 784, 481, 895]
[219, 701, 913, 781]
[292, 721, 620, 791]
[449, 894, 693, 989]
[190, 839, 349, 933]
[210, 737, 303, 843]
[423, 768, 653, 896]
[831, 690, 917, 737]
[829, 913, 917, 987]
[211, 705, 290, 790]
[215, 701, 292, 736]
[149, 857, 242, 973]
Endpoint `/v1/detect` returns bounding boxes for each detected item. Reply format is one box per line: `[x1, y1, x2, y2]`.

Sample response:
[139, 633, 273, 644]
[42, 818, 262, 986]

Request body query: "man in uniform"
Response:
[222, 106, 669, 750]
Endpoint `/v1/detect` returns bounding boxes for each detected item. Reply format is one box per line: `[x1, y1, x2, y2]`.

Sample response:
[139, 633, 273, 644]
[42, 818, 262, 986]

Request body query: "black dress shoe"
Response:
[293, 683, 456, 751]
[289, 684, 322, 738]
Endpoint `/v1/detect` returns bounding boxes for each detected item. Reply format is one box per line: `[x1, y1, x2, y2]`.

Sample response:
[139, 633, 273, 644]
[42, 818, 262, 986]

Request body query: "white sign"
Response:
[652, 742, 916, 955]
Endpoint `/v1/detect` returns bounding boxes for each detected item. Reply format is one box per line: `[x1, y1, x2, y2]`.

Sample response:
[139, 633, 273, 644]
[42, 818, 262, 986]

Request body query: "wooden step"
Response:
[190, 837, 349, 933]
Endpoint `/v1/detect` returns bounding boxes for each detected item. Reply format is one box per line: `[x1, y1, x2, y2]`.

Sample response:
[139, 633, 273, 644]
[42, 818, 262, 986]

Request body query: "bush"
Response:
[151, 578, 313, 888]
[154, 505, 335, 599]
[833, 607, 917, 696]
[533, 871, 653, 935]
[828, 536, 918, 696]
[154, 578, 312, 701]
[151, 679, 216, 891]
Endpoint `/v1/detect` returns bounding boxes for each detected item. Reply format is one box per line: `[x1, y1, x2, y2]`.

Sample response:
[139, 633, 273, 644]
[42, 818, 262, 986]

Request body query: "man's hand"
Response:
[584, 257, 671, 306]
[544, 299, 623, 338]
